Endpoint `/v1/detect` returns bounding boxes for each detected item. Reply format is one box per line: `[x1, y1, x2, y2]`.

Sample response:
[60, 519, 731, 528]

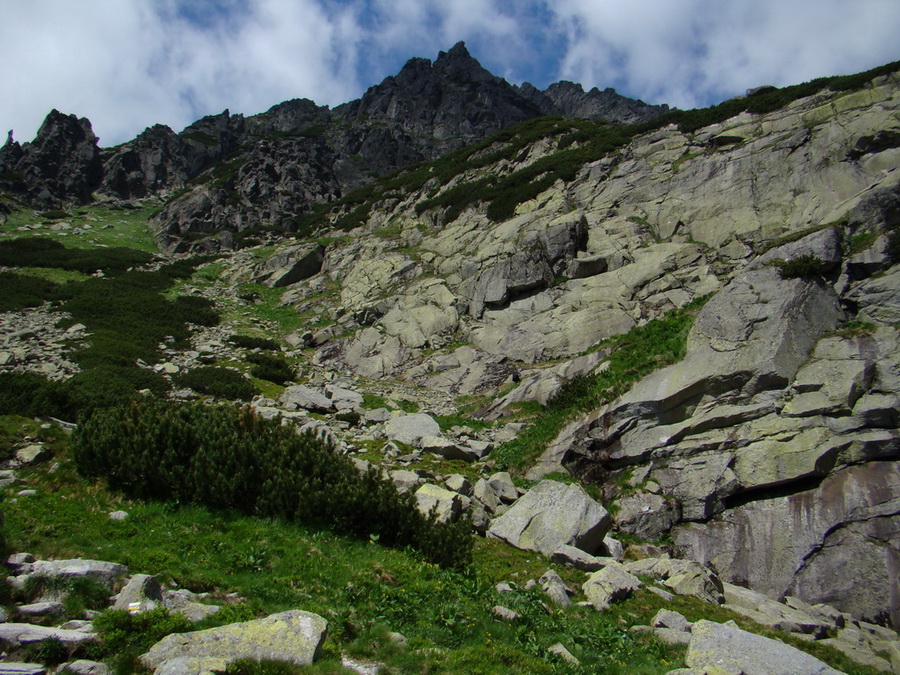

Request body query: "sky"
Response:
[1, 0, 898, 147]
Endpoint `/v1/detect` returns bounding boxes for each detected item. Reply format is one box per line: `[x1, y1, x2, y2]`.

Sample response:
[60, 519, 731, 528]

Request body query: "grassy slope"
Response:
[1, 420, 876, 675]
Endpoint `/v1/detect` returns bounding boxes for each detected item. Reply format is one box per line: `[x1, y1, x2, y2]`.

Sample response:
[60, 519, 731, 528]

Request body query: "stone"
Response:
[652, 609, 693, 633]
[612, 491, 681, 540]
[492, 606, 518, 622]
[382, 414, 441, 446]
[419, 435, 480, 462]
[113, 574, 163, 613]
[549, 545, 614, 572]
[685, 620, 843, 674]
[444, 474, 473, 496]
[414, 484, 463, 523]
[547, 642, 580, 665]
[141, 610, 328, 672]
[16, 602, 65, 619]
[389, 470, 423, 494]
[601, 535, 624, 560]
[0, 623, 97, 647]
[486, 472, 519, 503]
[61, 661, 109, 675]
[472, 478, 501, 512]
[108, 511, 129, 521]
[582, 565, 642, 610]
[624, 558, 724, 604]
[487, 480, 611, 555]
[15, 445, 50, 465]
[27, 559, 128, 592]
[162, 589, 221, 622]
[340, 655, 384, 675]
[280, 385, 333, 412]
[539, 569, 571, 608]
[0, 665, 45, 675]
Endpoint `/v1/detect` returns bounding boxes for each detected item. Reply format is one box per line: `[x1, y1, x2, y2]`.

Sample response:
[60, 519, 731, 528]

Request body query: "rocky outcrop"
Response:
[0, 110, 102, 205]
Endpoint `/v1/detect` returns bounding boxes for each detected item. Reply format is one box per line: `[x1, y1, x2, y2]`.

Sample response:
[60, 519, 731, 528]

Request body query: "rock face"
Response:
[141, 610, 328, 674]
[0, 110, 102, 205]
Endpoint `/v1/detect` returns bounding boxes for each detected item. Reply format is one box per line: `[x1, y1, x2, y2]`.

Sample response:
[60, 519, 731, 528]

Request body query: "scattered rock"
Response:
[582, 564, 642, 611]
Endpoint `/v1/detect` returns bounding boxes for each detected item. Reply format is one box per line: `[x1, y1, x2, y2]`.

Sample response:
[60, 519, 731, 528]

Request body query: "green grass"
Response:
[492, 299, 705, 472]
[1, 424, 874, 674]
[0, 203, 162, 252]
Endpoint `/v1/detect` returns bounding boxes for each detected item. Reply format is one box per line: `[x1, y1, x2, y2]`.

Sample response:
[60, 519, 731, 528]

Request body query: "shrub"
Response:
[72, 401, 473, 568]
[246, 353, 294, 385]
[93, 607, 193, 655]
[0, 237, 155, 275]
[775, 254, 830, 279]
[174, 367, 257, 401]
[0, 271, 58, 311]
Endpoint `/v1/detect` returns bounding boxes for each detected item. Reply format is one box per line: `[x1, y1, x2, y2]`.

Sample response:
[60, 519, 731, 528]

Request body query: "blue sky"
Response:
[1, 0, 898, 147]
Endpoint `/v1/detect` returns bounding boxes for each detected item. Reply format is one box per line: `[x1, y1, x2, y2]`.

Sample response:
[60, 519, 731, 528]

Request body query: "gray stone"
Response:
[108, 511, 129, 521]
[140, 610, 327, 673]
[279, 385, 333, 412]
[0, 664, 45, 675]
[414, 484, 463, 523]
[539, 570, 571, 608]
[389, 470, 423, 494]
[613, 491, 681, 540]
[547, 642, 580, 665]
[444, 474, 473, 496]
[113, 574, 163, 613]
[486, 472, 519, 503]
[487, 480, 611, 555]
[624, 558, 724, 604]
[15, 445, 50, 465]
[61, 661, 109, 675]
[685, 620, 843, 674]
[472, 478, 501, 513]
[601, 535, 624, 560]
[382, 414, 441, 447]
[0, 623, 97, 646]
[16, 602, 65, 619]
[27, 559, 128, 592]
[162, 589, 221, 622]
[652, 609, 693, 633]
[582, 564, 642, 610]
[549, 545, 614, 572]
[492, 606, 518, 622]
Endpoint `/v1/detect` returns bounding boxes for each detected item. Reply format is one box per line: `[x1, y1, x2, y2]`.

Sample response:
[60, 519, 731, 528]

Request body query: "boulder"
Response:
[487, 480, 611, 555]
[0, 623, 97, 647]
[624, 558, 724, 604]
[382, 414, 441, 447]
[141, 610, 327, 673]
[414, 484, 463, 523]
[279, 385, 333, 412]
[113, 574, 163, 613]
[253, 244, 325, 287]
[26, 559, 128, 593]
[685, 620, 842, 674]
[582, 565, 642, 610]
[538, 569, 571, 608]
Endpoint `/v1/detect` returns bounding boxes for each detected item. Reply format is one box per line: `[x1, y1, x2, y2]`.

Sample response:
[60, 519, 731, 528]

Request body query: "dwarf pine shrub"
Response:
[72, 401, 472, 568]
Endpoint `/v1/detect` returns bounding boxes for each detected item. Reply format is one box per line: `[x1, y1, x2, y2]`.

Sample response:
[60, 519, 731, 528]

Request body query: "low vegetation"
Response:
[493, 298, 705, 471]
[73, 400, 473, 569]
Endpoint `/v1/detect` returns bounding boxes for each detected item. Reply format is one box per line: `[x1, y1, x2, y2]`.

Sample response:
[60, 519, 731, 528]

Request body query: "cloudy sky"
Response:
[2, 0, 898, 147]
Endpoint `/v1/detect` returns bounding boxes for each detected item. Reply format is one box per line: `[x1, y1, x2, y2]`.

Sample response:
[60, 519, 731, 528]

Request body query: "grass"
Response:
[0, 203, 162, 252]
[0, 417, 875, 674]
[492, 298, 705, 472]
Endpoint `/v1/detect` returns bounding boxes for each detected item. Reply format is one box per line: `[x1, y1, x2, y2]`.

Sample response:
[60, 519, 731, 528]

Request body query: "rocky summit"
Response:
[1, 45, 899, 674]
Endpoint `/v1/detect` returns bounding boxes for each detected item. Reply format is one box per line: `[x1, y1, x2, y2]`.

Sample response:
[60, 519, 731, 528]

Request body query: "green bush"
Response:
[246, 353, 294, 385]
[174, 367, 257, 401]
[93, 607, 193, 655]
[0, 237, 155, 275]
[0, 271, 58, 311]
[72, 401, 473, 568]
[775, 254, 830, 279]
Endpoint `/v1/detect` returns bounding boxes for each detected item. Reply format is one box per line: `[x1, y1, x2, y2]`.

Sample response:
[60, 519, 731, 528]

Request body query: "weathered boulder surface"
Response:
[685, 620, 843, 675]
[141, 610, 328, 674]
[487, 480, 611, 555]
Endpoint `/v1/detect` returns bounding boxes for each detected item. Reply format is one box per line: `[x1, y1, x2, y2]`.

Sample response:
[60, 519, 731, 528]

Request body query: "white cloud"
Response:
[0, 0, 897, 147]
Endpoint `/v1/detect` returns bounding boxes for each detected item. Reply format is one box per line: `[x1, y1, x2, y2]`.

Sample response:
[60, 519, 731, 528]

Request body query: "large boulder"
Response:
[382, 414, 441, 446]
[141, 610, 327, 674]
[252, 244, 325, 287]
[685, 620, 842, 674]
[487, 480, 611, 555]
